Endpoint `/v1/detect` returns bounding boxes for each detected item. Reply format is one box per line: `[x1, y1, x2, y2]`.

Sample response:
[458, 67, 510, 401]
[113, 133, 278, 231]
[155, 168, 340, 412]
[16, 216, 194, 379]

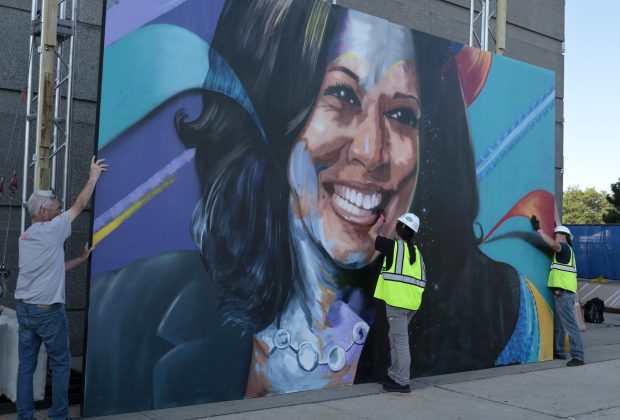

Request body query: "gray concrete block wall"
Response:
[0, 0, 564, 357]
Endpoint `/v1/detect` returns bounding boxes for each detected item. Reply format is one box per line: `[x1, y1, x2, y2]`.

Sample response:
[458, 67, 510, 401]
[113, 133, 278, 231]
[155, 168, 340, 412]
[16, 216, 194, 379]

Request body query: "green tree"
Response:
[603, 177, 620, 223]
[562, 186, 613, 224]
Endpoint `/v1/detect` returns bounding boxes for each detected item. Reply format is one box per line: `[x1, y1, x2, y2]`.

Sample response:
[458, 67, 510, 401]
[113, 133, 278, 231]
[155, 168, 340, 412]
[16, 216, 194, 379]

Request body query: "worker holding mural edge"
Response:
[370, 210, 425, 393]
[531, 216, 585, 366]
[14, 156, 107, 420]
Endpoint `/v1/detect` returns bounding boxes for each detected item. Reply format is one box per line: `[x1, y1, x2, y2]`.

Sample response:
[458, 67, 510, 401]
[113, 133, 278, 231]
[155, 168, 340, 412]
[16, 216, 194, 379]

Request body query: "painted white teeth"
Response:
[363, 195, 371, 209]
[335, 194, 364, 216]
[334, 184, 382, 211]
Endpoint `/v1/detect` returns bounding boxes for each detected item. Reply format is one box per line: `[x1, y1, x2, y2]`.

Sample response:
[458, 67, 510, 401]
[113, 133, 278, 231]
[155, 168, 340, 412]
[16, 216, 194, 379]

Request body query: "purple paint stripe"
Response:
[105, 0, 188, 46]
[93, 148, 196, 232]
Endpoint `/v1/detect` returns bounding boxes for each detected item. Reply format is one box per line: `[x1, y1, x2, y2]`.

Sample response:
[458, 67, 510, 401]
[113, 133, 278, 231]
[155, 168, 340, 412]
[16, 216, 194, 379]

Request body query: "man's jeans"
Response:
[553, 292, 585, 361]
[16, 302, 71, 420]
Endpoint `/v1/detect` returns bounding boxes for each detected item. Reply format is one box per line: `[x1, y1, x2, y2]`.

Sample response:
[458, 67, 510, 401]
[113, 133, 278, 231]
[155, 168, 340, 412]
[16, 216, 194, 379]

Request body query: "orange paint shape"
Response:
[483, 190, 555, 242]
[455, 46, 492, 107]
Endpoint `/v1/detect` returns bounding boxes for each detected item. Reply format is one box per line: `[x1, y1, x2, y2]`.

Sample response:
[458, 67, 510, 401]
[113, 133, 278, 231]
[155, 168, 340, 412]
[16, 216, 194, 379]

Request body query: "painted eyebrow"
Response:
[327, 67, 419, 104]
[327, 66, 360, 83]
[394, 92, 420, 104]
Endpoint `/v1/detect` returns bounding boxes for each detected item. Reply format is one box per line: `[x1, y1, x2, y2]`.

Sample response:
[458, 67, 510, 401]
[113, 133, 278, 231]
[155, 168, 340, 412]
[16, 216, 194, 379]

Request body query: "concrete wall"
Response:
[0, 0, 565, 357]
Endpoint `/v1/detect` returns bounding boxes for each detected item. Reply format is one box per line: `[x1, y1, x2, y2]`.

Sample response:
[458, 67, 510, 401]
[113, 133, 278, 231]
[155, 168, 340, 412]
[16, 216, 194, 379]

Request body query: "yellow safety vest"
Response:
[548, 244, 577, 293]
[374, 240, 426, 310]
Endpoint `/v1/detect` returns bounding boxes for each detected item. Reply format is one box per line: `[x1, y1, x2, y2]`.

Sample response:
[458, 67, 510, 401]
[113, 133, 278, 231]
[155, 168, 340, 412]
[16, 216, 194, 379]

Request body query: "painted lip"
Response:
[325, 181, 388, 225]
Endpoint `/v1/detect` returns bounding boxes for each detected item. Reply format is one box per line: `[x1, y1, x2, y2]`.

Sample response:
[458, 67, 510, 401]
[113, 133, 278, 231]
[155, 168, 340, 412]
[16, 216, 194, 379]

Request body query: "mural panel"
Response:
[84, 0, 556, 416]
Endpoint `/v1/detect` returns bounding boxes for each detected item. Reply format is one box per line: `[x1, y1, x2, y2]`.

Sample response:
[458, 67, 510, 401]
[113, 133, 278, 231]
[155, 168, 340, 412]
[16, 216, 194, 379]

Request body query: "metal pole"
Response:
[485, 0, 491, 50]
[496, 0, 507, 55]
[481, 0, 487, 50]
[62, 0, 78, 210]
[469, 0, 474, 46]
[34, 0, 57, 191]
[22, 0, 38, 233]
[480, 1, 485, 50]
[51, 0, 67, 191]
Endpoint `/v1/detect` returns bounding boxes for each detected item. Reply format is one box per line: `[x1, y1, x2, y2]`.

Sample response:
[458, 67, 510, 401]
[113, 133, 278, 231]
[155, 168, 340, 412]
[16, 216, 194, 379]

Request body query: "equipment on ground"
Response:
[583, 297, 605, 323]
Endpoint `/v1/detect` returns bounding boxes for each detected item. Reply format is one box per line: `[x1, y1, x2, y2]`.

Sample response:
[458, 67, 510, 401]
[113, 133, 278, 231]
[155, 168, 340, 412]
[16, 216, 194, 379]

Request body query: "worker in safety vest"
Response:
[531, 217, 584, 366]
[370, 211, 426, 393]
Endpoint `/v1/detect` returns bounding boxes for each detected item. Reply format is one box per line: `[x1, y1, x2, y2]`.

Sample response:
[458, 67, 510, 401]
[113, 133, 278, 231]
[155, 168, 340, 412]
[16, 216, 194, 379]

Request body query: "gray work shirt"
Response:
[15, 212, 71, 304]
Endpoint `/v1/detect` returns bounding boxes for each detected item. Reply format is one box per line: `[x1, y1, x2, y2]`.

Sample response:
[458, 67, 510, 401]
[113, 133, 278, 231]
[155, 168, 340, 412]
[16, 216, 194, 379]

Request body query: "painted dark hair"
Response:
[396, 221, 417, 264]
[175, 0, 339, 333]
[407, 33, 520, 375]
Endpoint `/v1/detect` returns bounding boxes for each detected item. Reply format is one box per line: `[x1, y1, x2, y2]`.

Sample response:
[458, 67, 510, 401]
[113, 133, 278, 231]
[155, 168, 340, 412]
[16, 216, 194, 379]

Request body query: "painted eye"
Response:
[385, 107, 419, 128]
[323, 84, 361, 107]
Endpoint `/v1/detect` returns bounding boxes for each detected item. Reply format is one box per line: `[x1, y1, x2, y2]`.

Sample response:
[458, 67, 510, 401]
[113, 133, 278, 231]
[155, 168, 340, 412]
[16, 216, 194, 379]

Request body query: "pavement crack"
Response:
[428, 383, 564, 418]
[560, 403, 620, 418]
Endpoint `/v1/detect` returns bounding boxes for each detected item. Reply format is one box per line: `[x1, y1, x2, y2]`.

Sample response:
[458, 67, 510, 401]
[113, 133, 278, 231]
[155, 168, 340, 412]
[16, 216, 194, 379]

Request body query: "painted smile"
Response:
[330, 183, 384, 225]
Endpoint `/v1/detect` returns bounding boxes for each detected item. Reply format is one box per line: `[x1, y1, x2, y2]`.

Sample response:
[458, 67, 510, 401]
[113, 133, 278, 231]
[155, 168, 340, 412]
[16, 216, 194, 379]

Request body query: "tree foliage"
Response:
[603, 177, 620, 223]
[562, 186, 613, 224]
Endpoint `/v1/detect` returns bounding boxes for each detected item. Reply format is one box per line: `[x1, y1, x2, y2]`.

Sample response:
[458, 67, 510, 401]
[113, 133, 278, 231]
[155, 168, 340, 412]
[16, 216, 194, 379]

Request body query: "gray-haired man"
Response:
[14, 157, 107, 420]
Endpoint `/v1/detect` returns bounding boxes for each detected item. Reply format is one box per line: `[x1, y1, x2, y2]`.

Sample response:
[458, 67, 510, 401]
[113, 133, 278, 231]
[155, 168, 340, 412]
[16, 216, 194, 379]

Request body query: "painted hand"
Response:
[375, 209, 386, 227]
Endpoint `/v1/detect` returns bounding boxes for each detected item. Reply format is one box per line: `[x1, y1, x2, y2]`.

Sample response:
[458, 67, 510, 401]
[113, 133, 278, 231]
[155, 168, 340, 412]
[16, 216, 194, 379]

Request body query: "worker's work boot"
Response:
[382, 376, 411, 393]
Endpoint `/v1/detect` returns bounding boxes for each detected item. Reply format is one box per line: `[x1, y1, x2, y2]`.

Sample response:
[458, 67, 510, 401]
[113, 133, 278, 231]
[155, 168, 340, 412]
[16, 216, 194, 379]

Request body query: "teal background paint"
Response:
[469, 55, 555, 306]
[98, 24, 209, 149]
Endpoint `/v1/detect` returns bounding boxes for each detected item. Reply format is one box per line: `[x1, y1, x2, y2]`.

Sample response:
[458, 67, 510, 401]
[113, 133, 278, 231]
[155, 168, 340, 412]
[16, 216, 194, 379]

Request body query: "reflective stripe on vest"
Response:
[548, 244, 577, 293]
[549, 263, 576, 273]
[374, 241, 425, 311]
[381, 273, 427, 288]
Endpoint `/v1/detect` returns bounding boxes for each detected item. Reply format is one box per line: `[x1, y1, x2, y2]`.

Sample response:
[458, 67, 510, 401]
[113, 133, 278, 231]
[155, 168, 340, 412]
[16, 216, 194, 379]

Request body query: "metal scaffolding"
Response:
[469, 0, 507, 54]
[21, 0, 78, 232]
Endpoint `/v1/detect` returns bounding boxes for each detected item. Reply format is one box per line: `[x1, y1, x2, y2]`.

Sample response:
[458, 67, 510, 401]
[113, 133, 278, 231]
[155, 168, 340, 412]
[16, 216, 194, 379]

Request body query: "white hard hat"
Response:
[397, 213, 420, 233]
[554, 225, 573, 240]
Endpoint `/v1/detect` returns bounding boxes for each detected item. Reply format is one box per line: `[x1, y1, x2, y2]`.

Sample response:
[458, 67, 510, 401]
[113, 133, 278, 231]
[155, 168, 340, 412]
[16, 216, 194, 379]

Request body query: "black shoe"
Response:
[567, 358, 584, 367]
[383, 381, 411, 393]
[379, 376, 398, 386]
[553, 353, 567, 360]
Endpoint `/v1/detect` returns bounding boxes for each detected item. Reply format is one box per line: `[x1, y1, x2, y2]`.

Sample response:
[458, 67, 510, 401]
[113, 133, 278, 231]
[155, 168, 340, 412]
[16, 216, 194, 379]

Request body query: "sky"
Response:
[563, 0, 620, 193]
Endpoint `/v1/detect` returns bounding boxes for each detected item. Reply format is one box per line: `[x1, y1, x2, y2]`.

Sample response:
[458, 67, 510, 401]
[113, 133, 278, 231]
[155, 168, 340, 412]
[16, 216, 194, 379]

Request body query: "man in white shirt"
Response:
[15, 157, 107, 420]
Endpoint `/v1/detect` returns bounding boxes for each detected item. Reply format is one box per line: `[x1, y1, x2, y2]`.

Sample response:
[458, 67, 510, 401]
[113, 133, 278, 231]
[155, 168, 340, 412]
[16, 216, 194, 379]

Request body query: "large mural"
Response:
[83, 0, 556, 416]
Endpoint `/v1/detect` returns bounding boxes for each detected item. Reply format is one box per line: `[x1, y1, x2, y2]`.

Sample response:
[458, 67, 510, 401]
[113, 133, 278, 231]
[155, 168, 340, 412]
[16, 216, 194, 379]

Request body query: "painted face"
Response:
[288, 11, 420, 267]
